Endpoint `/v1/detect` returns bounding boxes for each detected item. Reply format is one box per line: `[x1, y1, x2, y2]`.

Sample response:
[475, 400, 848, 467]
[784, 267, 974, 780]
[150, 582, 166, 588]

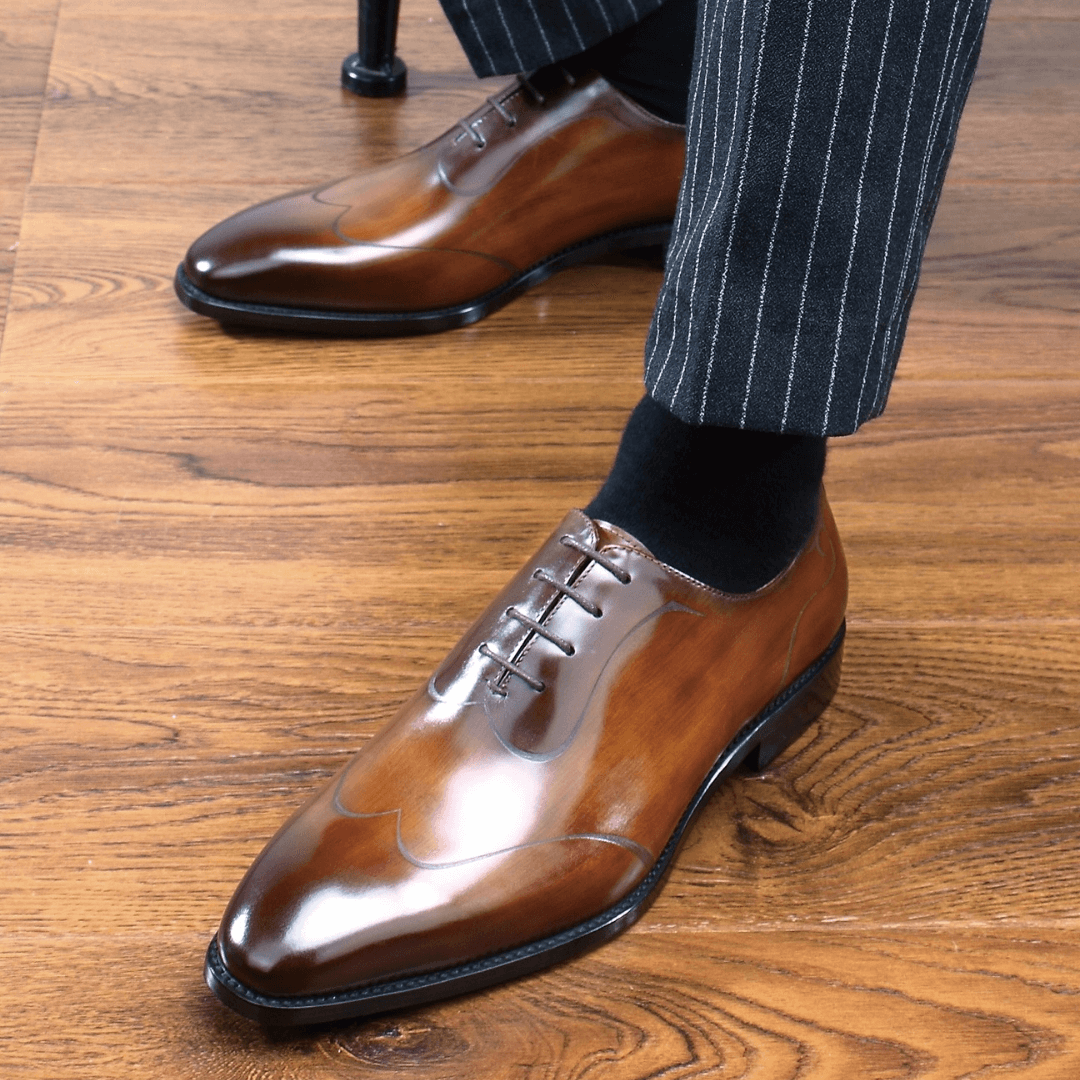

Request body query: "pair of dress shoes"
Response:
[180, 70, 849, 1024]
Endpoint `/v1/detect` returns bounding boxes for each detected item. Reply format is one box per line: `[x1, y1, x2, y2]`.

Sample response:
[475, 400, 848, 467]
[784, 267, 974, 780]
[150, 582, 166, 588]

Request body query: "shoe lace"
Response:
[481, 533, 631, 697]
[455, 67, 577, 150]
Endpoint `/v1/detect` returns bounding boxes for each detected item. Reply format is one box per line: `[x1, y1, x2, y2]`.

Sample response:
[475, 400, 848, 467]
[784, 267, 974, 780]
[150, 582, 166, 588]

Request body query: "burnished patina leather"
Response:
[215, 495, 847, 1004]
[178, 68, 684, 325]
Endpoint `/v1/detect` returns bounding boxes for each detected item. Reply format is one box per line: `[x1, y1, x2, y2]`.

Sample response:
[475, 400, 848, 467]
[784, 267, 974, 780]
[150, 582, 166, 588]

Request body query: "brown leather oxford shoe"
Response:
[174, 67, 685, 336]
[205, 494, 847, 1023]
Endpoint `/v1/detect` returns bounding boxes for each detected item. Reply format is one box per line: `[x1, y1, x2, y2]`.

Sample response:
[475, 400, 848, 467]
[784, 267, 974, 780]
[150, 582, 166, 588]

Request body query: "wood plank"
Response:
[3, 626, 1079, 935]
[904, 182, 1080, 378]
[0, 378, 1075, 621]
[948, 18, 1080, 182]
[0, 4, 60, 343]
[1, 0, 1077, 1072]
[3, 930, 1080, 1078]
[0, 187, 23, 328]
[0, 179, 664, 381]
[0, 12, 59, 190]
[0, 375, 1073, 503]
[0, 379, 1073, 734]
[3, 171, 1075, 381]
[29, 3, 493, 191]
[989, 0, 1080, 18]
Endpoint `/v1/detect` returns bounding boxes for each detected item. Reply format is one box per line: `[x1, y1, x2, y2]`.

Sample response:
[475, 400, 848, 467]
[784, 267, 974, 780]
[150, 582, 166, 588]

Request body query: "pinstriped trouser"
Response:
[438, 0, 993, 436]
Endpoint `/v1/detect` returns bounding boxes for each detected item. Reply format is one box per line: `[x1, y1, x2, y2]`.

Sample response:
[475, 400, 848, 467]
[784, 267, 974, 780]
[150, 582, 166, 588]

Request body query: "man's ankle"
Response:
[587, 396, 827, 593]
[575, 0, 697, 125]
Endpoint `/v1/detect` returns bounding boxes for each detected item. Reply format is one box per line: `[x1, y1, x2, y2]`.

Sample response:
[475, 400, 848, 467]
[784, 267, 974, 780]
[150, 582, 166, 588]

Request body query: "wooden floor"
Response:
[2, 0, 1078, 1076]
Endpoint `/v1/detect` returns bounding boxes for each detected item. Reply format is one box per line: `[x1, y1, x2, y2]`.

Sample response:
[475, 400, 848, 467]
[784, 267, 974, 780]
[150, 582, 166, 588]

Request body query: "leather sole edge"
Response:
[173, 222, 673, 337]
[204, 620, 845, 1025]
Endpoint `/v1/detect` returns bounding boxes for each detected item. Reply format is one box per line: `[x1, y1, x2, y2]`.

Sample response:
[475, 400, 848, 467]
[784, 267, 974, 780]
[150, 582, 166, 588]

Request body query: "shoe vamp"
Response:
[333, 555, 804, 868]
[331, 115, 682, 269]
[322, 149, 462, 247]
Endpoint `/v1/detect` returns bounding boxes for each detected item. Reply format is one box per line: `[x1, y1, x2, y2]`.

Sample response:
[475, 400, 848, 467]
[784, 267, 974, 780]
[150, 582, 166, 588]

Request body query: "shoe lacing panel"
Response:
[455, 68, 577, 150]
[482, 533, 631, 697]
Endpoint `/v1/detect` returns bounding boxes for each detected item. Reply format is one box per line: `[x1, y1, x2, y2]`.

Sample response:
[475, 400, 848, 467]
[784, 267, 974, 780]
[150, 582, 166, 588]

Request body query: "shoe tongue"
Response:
[585, 515, 657, 561]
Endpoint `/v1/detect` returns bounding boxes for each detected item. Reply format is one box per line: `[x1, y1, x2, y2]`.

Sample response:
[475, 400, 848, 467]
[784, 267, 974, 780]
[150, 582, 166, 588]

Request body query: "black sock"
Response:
[577, 0, 697, 125]
[586, 396, 827, 593]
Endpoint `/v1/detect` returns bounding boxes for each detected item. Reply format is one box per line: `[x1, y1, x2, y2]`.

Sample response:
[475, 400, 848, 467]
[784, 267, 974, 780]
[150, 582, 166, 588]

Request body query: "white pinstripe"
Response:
[677, 0, 727, 239]
[823, 0, 897, 434]
[902, 21, 989, 291]
[739, 0, 817, 427]
[871, 0, 977, 415]
[678, 0, 731, 218]
[644, 0, 737, 388]
[524, 0, 558, 62]
[643, 0, 727, 385]
[647, 0, 736, 397]
[491, 0, 526, 71]
[624, 0, 987, 433]
[458, 0, 497, 72]
[779, 0, 859, 431]
[855, 0, 932, 426]
[590, 0, 615, 36]
[924, 37, 982, 203]
[872, 0, 984, 412]
[918, 21, 984, 229]
[695, 0, 772, 423]
[557, 0, 587, 51]
[625, 0, 641, 20]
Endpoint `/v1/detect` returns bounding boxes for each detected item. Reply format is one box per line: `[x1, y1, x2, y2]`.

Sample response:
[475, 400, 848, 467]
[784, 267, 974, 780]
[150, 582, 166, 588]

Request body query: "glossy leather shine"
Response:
[182, 68, 685, 314]
[217, 496, 847, 999]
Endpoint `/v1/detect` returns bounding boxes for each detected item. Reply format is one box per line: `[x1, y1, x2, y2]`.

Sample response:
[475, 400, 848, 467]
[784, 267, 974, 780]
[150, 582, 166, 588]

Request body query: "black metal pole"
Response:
[341, 0, 407, 97]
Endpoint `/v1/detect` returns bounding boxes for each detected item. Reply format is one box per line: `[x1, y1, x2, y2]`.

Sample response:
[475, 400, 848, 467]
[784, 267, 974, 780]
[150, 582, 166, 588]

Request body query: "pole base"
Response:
[341, 52, 406, 97]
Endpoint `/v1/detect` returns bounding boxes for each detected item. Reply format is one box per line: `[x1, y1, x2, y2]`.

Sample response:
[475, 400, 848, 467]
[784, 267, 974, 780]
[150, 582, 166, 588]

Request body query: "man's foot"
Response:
[204, 497, 846, 1024]
[175, 67, 685, 336]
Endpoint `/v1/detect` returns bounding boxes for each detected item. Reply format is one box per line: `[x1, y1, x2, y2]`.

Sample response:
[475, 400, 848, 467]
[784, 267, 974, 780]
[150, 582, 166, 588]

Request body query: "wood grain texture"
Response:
[4, 626, 1080, 935]
[947, 17, 1080, 182]
[5, 930, 1080, 1079]
[0, 11, 59, 192]
[1, 0, 1077, 1077]
[989, 0, 1080, 18]
[0, 2, 60, 341]
[903, 183, 1080, 377]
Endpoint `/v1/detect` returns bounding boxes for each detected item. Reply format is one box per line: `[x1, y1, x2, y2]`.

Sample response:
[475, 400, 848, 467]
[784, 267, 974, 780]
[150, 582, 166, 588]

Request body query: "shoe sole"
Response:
[204, 620, 845, 1025]
[173, 221, 673, 337]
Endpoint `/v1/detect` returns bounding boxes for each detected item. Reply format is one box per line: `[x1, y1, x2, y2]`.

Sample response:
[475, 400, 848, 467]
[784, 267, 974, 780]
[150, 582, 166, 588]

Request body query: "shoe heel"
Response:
[741, 624, 844, 773]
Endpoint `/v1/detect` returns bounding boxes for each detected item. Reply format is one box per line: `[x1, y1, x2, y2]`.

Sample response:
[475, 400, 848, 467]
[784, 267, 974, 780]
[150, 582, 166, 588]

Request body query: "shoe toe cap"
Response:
[183, 189, 355, 308]
[216, 785, 651, 1000]
[182, 190, 514, 315]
